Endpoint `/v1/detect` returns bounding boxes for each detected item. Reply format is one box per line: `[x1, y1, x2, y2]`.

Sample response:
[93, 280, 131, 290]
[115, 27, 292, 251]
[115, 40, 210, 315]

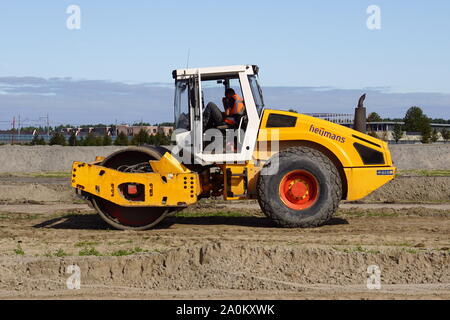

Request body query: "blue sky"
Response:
[1, 1, 450, 91]
[0, 1, 449, 128]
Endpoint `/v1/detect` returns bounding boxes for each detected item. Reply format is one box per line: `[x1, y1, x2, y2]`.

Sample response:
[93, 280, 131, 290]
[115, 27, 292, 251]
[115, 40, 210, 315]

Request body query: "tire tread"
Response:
[257, 146, 342, 228]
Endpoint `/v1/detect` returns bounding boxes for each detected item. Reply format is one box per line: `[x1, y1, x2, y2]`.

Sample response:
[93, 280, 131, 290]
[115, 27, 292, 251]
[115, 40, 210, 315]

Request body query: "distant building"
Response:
[304, 113, 354, 124]
[116, 125, 157, 137]
[116, 125, 173, 137]
[60, 127, 76, 135]
[90, 126, 113, 136]
[158, 126, 173, 136]
[62, 126, 115, 137]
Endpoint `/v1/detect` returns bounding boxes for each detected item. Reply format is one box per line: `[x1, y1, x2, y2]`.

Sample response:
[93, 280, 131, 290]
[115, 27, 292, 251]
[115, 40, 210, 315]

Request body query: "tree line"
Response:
[367, 106, 449, 143]
[31, 129, 171, 146]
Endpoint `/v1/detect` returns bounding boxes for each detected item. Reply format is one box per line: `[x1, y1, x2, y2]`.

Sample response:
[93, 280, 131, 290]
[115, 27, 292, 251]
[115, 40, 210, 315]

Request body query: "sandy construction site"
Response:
[0, 145, 449, 299]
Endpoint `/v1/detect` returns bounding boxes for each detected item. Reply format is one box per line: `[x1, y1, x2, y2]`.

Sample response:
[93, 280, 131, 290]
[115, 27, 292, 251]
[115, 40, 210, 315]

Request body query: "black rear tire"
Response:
[257, 146, 342, 228]
[92, 145, 172, 231]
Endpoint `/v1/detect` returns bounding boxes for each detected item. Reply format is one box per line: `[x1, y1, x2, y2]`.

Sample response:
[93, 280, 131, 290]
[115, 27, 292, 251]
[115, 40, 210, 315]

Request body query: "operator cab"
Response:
[173, 65, 265, 164]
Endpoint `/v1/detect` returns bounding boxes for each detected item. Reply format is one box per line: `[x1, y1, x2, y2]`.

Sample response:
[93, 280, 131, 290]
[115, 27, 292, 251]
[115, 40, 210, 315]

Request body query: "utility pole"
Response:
[11, 116, 15, 145]
[18, 115, 22, 144]
[46, 114, 50, 139]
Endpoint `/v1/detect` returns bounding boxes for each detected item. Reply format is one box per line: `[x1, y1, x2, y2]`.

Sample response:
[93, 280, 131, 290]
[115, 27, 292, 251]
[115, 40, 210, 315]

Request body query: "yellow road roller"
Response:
[71, 65, 395, 230]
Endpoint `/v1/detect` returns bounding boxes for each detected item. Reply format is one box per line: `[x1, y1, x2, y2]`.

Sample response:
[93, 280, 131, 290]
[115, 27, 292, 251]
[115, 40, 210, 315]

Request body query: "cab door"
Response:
[189, 72, 203, 159]
[199, 70, 261, 164]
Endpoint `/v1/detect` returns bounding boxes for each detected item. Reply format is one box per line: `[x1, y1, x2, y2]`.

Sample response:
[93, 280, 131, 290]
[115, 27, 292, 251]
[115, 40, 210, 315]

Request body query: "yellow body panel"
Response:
[344, 167, 396, 200]
[254, 109, 396, 201]
[71, 154, 201, 207]
[150, 152, 191, 174]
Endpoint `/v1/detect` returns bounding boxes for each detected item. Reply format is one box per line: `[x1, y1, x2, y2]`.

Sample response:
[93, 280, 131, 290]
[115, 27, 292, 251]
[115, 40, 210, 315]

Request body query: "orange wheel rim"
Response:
[279, 170, 319, 210]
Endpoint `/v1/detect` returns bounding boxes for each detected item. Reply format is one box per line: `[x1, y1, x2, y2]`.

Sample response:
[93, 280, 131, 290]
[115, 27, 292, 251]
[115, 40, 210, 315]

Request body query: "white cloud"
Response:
[0, 77, 448, 130]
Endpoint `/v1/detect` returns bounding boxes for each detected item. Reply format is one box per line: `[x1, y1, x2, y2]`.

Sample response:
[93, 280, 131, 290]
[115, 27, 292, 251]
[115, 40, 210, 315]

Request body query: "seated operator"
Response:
[203, 88, 245, 131]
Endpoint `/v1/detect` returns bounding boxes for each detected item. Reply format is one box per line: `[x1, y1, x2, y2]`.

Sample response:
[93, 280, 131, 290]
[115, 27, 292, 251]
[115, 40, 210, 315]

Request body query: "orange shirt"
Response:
[224, 94, 245, 125]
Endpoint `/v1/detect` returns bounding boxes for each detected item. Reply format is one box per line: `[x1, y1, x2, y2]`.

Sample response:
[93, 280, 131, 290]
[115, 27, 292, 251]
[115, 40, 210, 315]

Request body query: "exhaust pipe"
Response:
[353, 94, 367, 134]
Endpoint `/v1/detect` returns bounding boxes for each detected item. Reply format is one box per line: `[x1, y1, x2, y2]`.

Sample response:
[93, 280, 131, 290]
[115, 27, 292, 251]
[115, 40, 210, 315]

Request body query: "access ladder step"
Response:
[226, 167, 248, 198]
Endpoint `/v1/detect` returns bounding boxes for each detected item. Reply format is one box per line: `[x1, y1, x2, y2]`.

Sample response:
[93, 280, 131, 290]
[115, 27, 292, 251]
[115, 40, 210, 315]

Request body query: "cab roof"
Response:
[172, 64, 259, 79]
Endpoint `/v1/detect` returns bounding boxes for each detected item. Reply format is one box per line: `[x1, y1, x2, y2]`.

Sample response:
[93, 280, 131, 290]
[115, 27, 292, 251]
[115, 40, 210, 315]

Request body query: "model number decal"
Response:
[377, 170, 394, 176]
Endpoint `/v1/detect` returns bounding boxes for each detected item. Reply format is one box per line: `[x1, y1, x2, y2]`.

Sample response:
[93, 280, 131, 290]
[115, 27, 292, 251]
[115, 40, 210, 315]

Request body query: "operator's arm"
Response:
[222, 97, 234, 116]
[222, 97, 228, 115]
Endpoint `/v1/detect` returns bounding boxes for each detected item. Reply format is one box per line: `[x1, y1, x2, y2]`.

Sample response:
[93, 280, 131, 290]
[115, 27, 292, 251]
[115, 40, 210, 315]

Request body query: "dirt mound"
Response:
[389, 144, 450, 170]
[0, 184, 74, 204]
[364, 176, 450, 203]
[0, 244, 448, 294]
[0, 145, 125, 173]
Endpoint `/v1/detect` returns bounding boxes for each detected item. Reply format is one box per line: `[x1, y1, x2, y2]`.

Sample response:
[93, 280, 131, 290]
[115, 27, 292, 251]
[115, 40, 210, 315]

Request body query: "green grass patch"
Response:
[110, 247, 144, 256]
[72, 199, 87, 204]
[30, 172, 71, 178]
[396, 242, 414, 247]
[151, 248, 168, 254]
[338, 208, 450, 218]
[0, 172, 71, 178]
[337, 209, 399, 218]
[0, 213, 40, 220]
[14, 245, 25, 255]
[397, 169, 450, 177]
[175, 211, 251, 218]
[74, 241, 100, 248]
[334, 246, 380, 254]
[79, 247, 101, 256]
[54, 249, 68, 257]
[107, 239, 133, 246]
